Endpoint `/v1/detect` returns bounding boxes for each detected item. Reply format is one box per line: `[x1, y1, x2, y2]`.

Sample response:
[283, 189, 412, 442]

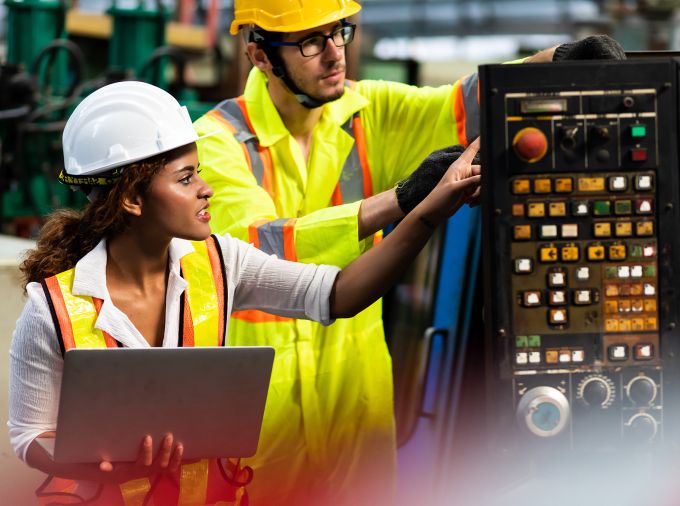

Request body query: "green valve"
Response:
[631, 125, 647, 138]
[629, 244, 643, 258]
[615, 200, 632, 215]
[528, 335, 541, 347]
[516, 335, 528, 348]
[593, 201, 611, 216]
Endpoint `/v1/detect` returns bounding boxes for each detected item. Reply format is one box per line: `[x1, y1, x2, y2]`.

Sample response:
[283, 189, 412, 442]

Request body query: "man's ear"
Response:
[246, 42, 271, 71]
[121, 193, 143, 217]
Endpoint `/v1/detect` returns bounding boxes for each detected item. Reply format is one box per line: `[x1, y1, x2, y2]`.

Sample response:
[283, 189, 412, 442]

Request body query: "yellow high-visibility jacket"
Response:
[193, 68, 479, 506]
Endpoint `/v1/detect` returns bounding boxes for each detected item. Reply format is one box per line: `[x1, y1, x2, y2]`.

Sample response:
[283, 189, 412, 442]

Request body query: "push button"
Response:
[631, 318, 645, 331]
[619, 319, 632, 331]
[558, 350, 571, 363]
[630, 283, 643, 296]
[635, 199, 653, 215]
[608, 344, 628, 361]
[614, 200, 632, 215]
[513, 225, 532, 240]
[578, 177, 605, 192]
[644, 283, 656, 296]
[643, 244, 656, 258]
[572, 201, 589, 216]
[630, 265, 643, 279]
[516, 352, 528, 365]
[522, 291, 542, 307]
[572, 349, 585, 363]
[546, 350, 559, 364]
[587, 245, 606, 261]
[645, 317, 658, 330]
[593, 223, 612, 238]
[630, 124, 647, 138]
[528, 203, 546, 218]
[514, 258, 534, 274]
[540, 246, 559, 263]
[561, 224, 579, 239]
[633, 343, 654, 361]
[516, 335, 528, 347]
[561, 245, 580, 262]
[593, 201, 611, 216]
[548, 290, 567, 306]
[644, 299, 657, 312]
[534, 178, 552, 194]
[528, 351, 541, 364]
[615, 222, 633, 237]
[555, 178, 573, 193]
[609, 176, 628, 192]
[636, 221, 654, 237]
[547, 269, 567, 287]
[631, 299, 644, 312]
[604, 283, 619, 297]
[619, 300, 631, 313]
[512, 179, 531, 194]
[604, 300, 618, 314]
[575, 267, 590, 281]
[643, 265, 656, 277]
[619, 283, 632, 296]
[630, 148, 648, 162]
[539, 224, 558, 239]
[617, 266, 631, 279]
[635, 174, 654, 191]
[608, 244, 627, 261]
[629, 244, 643, 258]
[549, 202, 567, 217]
[574, 289, 593, 305]
[605, 319, 619, 332]
[512, 203, 525, 217]
[549, 308, 568, 325]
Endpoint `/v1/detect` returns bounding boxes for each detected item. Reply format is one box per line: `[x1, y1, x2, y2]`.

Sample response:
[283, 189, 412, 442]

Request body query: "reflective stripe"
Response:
[231, 309, 292, 324]
[120, 478, 154, 506]
[250, 218, 297, 261]
[452, 73, 480, 146]
[178, 459, 209, 505]
[337, 115, 367, 203]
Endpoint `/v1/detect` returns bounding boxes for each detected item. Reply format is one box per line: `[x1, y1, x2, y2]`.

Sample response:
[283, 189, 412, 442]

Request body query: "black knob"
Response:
[596, 149, 610, 162]
[626, 413, 657, 442]
[581, 378, 610, 407]
[592, 125, 610, 139]
[626, 376, 657, 406]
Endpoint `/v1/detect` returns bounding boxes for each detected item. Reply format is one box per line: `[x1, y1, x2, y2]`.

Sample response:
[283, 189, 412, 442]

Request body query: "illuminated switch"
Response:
[561, 245, 580, 262]
[548, 269, 567, 287]
[528, 351, 541, 364]
[528, 335, 541, 347]
[630, 148, 648, 162]
[605, 319, 619, 332]
[644, 283, 656, 296]
[645, 317, 658, 330]
[593, 201, 612, 216]
[558, 350, 571, 363]
[605, 300, 618, 314]
[630, 124, 647, 138]
[631, 299, 644, 312]
[522, 291, 542, 307]
[630, 265, 643, 278]
[549, 308, 568, 325]
[631, 318, 645, 331]
[574, 289, 593, 305]
[539, 224, 558, 239]
[618, 266, 631, 279]
[516, 335, 528, 347]
[587, 245, 606, 261]
[605, 267, 618, 279]
[643, 265, 656, 277]
[644, 299, 657, 312]
[635, 174, 653, 191]
[578, 177, 605, 192]
[555, 178, 573, 193]
[512, 203, 525, 216]
[540, 246, 559, 263]
[614, 200, 632, 215]
[634, 343, 654, 361]
[516, 352, 528, 365]
[534, 178, 552, 194]
[608, 344, 628, 361]
[619, 300, 631, 313]
[546, 350, 559, 364]
[643, 244, 656, 258]
[619, 284, 631, 297]
[609, 176, 628, 192]
[619, 319, 632, 331]
[549, 290, 567, 306]
[615, 222, 633, 237]
[572, 349, 585, 363]
[513, 225, 532, 240]
[514, 258, 534, 274]
[528, 203, 546, 218]
[573, 201, 590, 216]
[629, 244, 643, 258]
[630, 283, 643, 296]
[512, 179, 531, 194]
[636, 199, 654, 215]
[609, 244, 627, 261]
[636, 221, 655, 237]
[549, 202, 567, 217]
[561, 224, 579, 238]
[593, 223, 612, 238]
[604, 283, 619, 297]
[576, 267, 590, 281]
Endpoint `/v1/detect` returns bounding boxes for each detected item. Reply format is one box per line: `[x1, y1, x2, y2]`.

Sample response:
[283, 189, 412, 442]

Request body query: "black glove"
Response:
[553, 35, 626, 61]
[395, 145, 480, 215]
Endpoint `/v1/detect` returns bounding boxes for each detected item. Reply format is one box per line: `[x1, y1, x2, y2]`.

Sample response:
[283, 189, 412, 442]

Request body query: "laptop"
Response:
[37, 346, 274, 463]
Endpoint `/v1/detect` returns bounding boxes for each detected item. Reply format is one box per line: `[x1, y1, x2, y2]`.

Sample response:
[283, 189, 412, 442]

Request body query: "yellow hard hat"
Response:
[230, 0, 362, 35]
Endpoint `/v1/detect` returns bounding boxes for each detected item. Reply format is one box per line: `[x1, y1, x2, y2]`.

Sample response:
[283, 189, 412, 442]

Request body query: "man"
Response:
[193, 2, 625, 504]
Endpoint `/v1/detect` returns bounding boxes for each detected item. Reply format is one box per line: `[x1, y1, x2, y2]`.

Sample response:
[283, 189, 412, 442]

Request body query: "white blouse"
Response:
[8, 235, 340, 461]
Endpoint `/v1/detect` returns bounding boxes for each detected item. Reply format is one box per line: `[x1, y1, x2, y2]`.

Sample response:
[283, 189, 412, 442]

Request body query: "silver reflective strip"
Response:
[256, 218, 288, 257]
[461, 73, 480, 143]
[214, 99, 266, 186]
[339, 115, 365, 203]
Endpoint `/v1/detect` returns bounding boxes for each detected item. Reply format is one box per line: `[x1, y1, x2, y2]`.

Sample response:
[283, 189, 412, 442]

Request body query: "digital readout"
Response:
[520, 98, 567, 114]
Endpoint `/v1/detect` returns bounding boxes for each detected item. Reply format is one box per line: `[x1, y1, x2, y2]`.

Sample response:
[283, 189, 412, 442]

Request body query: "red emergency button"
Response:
[512, 127, 548, 163]
[630, 148, 648, 162]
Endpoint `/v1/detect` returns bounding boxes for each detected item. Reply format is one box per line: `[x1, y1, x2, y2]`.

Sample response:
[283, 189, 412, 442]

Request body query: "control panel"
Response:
[480, 60, 680, 452]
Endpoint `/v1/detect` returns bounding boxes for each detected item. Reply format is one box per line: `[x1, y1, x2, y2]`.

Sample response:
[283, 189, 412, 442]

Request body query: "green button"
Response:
[594, 201, 611, 216]
[644, 265, 656, 277]
[605, 266, 618, 279]
[528, 335, 541, 347]
[631, 124, 647, 138]
[615, 200, 632, 215]
[516, 335, 528, 347]
[629, 244, 643, 258]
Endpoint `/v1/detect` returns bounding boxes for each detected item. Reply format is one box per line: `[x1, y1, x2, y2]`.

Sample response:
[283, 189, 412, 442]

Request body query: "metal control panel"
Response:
[480, 60, 680, 452]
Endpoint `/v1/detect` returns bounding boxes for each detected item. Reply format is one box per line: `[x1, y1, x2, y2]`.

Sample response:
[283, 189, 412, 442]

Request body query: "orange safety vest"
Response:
[37, 236, 252, 506]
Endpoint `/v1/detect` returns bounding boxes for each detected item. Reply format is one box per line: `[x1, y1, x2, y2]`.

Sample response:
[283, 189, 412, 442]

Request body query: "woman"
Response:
[8, 81, 481, 505]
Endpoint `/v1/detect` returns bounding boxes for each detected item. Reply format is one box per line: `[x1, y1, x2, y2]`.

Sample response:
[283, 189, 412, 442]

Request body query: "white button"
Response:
[611, 176, 627, 190]
[515, 258, 533, 273]
[639, 200, 652, 213]
[575, 290, 591, 304]
[549, 272, 566, 286]
[525, 292, 541, 306]
[612, 345, 627, 359]
[617, 266, 630, 278]
[576, 267, 590, 281]
[575, 203, 589, 215]
[540, 224, 558, 238]
[637, 345, 652, 358]
[559, 350, 571, 363]
[553, 309, 566, 322]
[643, 245, 656, 257]
[516, 352, 528, 365]
[529, 351, 541, 364]
[551, 290, 566, 304]
[631, 265, 643, 278]
[637, 175, 652, 190]
[572, 350, 585, 363]
[644, 283, 656, 296]
[561, 224, 579, 238]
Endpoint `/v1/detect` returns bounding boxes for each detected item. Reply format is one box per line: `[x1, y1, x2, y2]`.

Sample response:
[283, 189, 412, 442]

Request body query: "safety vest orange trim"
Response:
[282, 218, 297, 262]
[231, 309, 292, 324]
[235, 95, 275, 197]
[42, 276, 77, 352]
[92, 298, 119, 348]
[352, 115, 373, 199]
[205, 109, 255, 180]
[452, 79, 467, 146]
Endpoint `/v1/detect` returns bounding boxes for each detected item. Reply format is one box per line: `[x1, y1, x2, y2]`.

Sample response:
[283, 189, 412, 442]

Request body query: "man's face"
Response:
[277, 21, 348, 105]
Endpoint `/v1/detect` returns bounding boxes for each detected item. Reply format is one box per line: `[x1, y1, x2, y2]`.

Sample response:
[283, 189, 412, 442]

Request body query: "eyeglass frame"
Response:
[266, 22, 356, 57]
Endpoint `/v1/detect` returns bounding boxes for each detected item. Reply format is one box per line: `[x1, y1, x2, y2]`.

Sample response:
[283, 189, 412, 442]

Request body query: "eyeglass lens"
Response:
[300, 26, 355, 56]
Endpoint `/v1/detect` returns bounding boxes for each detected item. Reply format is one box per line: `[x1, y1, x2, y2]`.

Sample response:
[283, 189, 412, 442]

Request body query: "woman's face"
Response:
[140, 147, 213, 241]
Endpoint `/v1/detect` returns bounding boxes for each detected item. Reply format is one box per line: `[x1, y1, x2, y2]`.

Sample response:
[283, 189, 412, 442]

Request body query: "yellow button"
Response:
[545, 350, 559, 364]
[561, 246, 579, 262]
[605, 301, 618, 314]
[512, 203, 525, 217]
[609, 244, 627, 261]
[630, 283, 643, 296]
[540, 246, 559, 263]
[528, 203, 546, 218]
[615, 222, 633, 237]
[605, 283, 619, 297]
[645, 317, 658, 330]
[636, 221, 654, 237]
[578, 177, 605, 192]
[534, 178, 552, 194]
[619, 300, 631, 313]
[513, 179, 531, 194]
[513, 225, 532, 240]
[644, 299, 657, 312]
[587, 245, 606, 261]
[631, 299, 644, 312]
[555, 178, 573, 193]
[605, 319, 619, 332]
[631, 318, 644, 331]
[548, 202, 567, 217]
[594, 222, 612, 237]
[618, 319, 631, 331]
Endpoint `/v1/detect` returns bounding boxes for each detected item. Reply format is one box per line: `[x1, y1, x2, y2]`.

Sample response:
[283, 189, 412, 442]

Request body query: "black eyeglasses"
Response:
[268, 23, 356, 57]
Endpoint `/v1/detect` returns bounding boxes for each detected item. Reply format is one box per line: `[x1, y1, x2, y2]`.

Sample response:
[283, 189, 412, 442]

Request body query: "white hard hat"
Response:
[62, 81, 209, 181]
